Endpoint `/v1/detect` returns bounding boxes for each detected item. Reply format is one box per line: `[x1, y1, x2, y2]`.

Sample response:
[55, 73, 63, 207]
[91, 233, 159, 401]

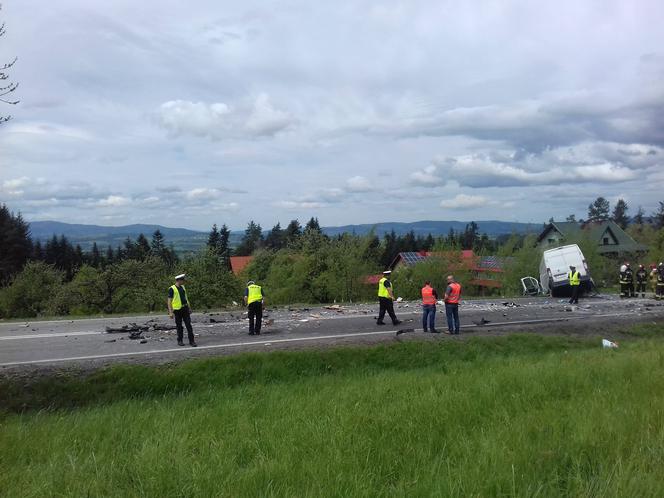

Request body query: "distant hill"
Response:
[322, 220, 539, 238]
[29, 221, 209, 253]
[28, 219, 540, 253]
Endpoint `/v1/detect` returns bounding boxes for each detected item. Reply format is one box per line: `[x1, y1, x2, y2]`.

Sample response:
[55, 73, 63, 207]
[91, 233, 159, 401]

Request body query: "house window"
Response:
[603, 237, 609, 245]
[547, 238, 555, 243]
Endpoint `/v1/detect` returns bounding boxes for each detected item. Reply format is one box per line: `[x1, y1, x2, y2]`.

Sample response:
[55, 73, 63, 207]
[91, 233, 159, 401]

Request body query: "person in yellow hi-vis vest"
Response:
[244, 280, 265, 335]
[167, 273, 197, 347]
[377, 270, 401, 326]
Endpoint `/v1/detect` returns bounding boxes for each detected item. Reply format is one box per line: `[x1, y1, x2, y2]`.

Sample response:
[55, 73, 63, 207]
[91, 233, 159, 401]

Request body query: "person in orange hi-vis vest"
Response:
[444, 275, 462, 335]
[421, 281, 439, 333]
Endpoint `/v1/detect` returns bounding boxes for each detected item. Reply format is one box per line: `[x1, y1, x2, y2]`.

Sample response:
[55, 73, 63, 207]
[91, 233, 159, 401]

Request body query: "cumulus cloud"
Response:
[157, 93, 294, 140]
[97, 195, 131, 207]
[345, 176, 372, 193]
[410, 141, 654, 188]
[274, 200, 326, 210]
[440, 194, 489, 209]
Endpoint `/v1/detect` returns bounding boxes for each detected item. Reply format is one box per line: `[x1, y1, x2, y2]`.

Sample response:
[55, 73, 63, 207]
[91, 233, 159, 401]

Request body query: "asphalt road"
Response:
[1, 296, 663, 369]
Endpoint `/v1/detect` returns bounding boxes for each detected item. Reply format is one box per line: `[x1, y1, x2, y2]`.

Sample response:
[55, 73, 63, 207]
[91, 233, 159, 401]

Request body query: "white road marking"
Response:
[0, 329, 403, 367]
[0, 311, 642, 367]
[0, 331, 102, 341]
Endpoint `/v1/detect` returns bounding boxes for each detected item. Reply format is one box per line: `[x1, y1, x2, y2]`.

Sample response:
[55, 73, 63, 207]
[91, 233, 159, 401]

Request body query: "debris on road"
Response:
[472, 318, 491, 326]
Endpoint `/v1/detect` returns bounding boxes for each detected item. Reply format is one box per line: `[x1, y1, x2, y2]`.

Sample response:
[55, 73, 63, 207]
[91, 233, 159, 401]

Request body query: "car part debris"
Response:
[395, 328, 415, 336]
[602, 339, 618, 349]
[472, 318, 491, 326]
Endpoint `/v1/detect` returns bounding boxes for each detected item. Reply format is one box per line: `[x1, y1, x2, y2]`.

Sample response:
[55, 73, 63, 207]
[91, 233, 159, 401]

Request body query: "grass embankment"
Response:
[2, 326, 664, 496]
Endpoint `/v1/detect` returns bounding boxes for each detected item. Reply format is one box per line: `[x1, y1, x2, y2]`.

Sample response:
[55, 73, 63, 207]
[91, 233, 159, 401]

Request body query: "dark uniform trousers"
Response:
[248, 301, 263, 335]
[174, 306, 195, 343]
[378, 297, 398, 324]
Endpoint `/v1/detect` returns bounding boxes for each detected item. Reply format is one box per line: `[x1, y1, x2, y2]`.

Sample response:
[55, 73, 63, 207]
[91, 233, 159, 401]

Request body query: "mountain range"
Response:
[28, 219, 540, 252]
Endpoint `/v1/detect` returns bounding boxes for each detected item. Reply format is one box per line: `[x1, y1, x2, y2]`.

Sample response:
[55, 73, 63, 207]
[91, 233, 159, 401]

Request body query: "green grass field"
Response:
[2, 328, 664, 497]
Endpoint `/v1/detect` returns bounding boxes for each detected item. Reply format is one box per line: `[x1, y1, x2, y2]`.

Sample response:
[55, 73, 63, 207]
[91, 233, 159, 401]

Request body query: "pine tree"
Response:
[654, 201, 664, 229]
[32, 240, 44, 260]
[90, 242, 101, 268]
[135, 234, 151, 260]
[284, 219, 302, 245]
[304, 217, 322, 234]
[151, 229, 165, 254]
[207, 224, 220, 252]
[612, 199, 629, 229]
[587, 197, 610, 221]
[0, 204, 33, 284]
[265, 222, 284, 250]
[235, 221, 263, 256]
[633, 206, 645, 225]
[105, 245, 114, 265]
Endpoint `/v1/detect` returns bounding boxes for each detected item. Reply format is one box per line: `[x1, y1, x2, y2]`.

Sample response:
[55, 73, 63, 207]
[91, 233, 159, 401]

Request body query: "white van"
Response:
[539, 244, 591, 296]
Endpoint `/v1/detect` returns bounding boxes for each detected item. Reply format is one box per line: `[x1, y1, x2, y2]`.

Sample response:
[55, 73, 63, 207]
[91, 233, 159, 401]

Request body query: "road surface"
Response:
[1, 296, 663, 370]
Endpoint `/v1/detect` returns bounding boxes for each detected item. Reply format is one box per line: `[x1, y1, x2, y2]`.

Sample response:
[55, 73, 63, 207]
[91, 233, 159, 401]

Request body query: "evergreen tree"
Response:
[235, 221, 263, 256]
[207, 224, 220, 251]
[284, 219, 302, 244]
[633, 206, 645, 225]
[135, 234, 151, 260]
[304, 217, 322, 234]
[218, 224, 231, 269]
[0, 204, 33, 285]
[461, 222, 479, 250]
[90, 242, 101, 268]
[612, 198, 629, 229]
[565, 214, 577, 222]
[265, 222, 284, 250]
[105, 245, 114, 265]
[151, 229, 165, 254]
[587, 197, 610, 221]
[32, 240, 44, 261]
[654, 201, 664, 229]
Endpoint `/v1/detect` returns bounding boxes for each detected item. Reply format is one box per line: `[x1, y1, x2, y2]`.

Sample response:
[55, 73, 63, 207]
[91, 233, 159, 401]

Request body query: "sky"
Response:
[1, 0, 663, 231]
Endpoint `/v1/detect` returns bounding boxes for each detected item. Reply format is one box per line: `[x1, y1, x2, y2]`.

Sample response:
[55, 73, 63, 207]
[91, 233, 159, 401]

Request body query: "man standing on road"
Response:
[568, 265, 581, 304]
[625, 263, 635, 298]
[377, 270, 401, 326]
[421, 280, 439, 333]
[619, 264, 628, 298]
[650, 264, 659, 296]
[657, 263, 664, 301]
[444, 275, 461, 335]
[167, 273, 197, 347]
[636, 264, 648, 298]
[244, 280, 264, 335]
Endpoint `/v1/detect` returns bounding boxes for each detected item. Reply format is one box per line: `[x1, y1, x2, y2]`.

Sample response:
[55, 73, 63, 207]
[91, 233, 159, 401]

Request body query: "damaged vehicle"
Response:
[539, 244, 593, 297]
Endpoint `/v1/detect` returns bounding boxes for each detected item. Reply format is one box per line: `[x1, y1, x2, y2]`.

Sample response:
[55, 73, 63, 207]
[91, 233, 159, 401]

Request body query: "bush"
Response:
[0, 261, 64, 318]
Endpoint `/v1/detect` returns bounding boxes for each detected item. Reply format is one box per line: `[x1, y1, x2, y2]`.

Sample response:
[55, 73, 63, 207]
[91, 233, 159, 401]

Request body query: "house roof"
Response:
[537, 220, 647, 253]
[230, 256, 253, 275]
[390, 250, 475, 269]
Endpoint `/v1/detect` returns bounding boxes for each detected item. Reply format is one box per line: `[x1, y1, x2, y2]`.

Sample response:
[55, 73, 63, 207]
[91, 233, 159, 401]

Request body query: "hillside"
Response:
[27, 219, 539, 253]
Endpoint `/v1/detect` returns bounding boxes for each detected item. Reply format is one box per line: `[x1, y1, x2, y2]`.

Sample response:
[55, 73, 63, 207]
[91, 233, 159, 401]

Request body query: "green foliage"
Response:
[499, 234, 540, 295]
[181, 250, 243, 309]
[0, 261, 63, 318]
[243, 233, 380, 304]
[3, 331, 664, 496]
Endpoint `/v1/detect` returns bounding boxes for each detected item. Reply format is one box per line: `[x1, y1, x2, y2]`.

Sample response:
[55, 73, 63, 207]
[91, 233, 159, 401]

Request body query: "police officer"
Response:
[244, 280, 264, 335]
[377, 270, 401, 326]
[657, 263, 664, 301]
[619, 264, 628, 298]
[568, 265, 581, 304]
[444, 275, 462, 335]
[636, 264, 648, 298]
[421, 280, 439, 333]
[625, 263, 635, 298]
[167, 273, 197, 347]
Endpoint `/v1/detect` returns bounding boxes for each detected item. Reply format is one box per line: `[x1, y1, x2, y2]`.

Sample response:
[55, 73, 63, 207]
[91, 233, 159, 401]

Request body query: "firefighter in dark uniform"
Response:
[244, 280, 264, 335]
[635, 264, 648, 298]
[619, 264, 628, 298]
[657, 263, 664, 301]
[625, 262, 635, 298]
[377, 270, 401, 326]
[167, 273, 197, 347]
